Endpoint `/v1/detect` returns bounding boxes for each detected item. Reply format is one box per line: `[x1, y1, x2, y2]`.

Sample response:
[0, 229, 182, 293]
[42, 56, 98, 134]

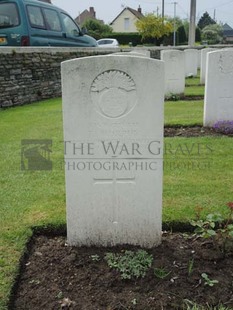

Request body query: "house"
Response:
[110, 6, 144, 33]
[222, 23, 233, 43]
[74, 7, 103, 26]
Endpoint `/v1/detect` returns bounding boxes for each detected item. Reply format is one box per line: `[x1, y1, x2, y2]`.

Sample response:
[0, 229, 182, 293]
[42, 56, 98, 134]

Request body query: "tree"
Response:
[197, 12, 216, 30]
[177, 25, 187, 44]
[136, 14, 173, 42]
[166, 16, 183, 32]
[82, 19, 112, 40]
[201, 24, 223, 44]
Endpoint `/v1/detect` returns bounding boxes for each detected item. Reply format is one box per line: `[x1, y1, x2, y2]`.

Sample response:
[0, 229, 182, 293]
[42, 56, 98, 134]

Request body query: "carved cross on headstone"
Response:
[94, 175, 136, 224]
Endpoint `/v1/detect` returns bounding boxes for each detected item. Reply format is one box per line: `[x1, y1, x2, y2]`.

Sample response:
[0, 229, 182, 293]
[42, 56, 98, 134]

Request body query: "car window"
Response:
[61, 13, 80, 36]
[105, 40, 113, 44]
[27, 5, 45, 29]
[0, 3, 20, 28]
[43, 8, 61, 32]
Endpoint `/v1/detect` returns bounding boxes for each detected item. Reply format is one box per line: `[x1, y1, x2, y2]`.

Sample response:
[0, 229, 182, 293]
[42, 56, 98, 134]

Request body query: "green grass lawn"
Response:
[0, 94, 233, 309]
[165, 100, 203, 126]
[184, 85, 205, 97]
[185, 75, 203, 86]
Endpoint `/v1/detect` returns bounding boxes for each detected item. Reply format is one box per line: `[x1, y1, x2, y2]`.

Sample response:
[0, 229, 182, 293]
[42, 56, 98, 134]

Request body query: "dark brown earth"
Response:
[11, 233, 233, 310]
[164, 126, 233, 137]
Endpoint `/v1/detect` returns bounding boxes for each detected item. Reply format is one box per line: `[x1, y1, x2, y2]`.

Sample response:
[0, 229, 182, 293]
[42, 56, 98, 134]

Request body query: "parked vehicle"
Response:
[0, 0, 97, 46]
[97, 38, 119, 48]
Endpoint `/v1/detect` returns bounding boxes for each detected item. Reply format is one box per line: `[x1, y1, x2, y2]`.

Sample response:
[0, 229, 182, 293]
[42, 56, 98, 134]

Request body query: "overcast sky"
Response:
[52, 0, 233, 28]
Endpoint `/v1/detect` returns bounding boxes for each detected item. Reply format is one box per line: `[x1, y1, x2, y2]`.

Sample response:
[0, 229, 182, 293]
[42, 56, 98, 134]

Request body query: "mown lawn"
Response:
[0, 85, 232, 309]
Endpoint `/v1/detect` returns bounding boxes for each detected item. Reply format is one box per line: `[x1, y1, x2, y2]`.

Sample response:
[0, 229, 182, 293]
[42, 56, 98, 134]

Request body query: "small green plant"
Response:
[191, 213, 220, 238]
[90, 254, 100, 262]
[191, 202, 233, 254]
[166, 93, 181, 101]
[188, 258, 194, 276]
[183, 299, 231, 310]
[154, 267, 171, 279]
[104, 249, 153, 280]
[56, 291, 63, 299]
[201, 273, 219, 287]
[131, 298, 137, 305]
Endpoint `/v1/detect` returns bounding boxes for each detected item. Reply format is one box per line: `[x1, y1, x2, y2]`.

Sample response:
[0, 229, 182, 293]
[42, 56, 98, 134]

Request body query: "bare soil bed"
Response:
[164, 126, 232, 137]
[11, 233, 233, 310]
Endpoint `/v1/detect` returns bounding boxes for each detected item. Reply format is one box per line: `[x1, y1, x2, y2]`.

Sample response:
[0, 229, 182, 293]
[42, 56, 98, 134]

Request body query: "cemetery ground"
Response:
[0, 75, 233, 310]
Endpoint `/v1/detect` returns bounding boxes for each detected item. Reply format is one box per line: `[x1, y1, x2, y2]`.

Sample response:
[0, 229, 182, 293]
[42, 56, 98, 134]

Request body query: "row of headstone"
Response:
[61, 48, 233, 248]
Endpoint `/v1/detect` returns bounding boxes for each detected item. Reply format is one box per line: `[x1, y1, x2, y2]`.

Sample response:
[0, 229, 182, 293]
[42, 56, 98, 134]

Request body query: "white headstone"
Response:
[161, 50, 185, 96]
[62, 55, 164, 248]
[204, 49, 233, 126]
[197, 49, 201, 69]
[133, 49, 151, 57]
[200, 48, 217, 84]
[184, 49, 198, 77]
[113, 51, 149, 57]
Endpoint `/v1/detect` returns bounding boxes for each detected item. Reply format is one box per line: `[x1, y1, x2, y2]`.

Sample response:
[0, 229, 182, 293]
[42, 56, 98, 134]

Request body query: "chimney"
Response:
[89, 7, 96, 18]
[138, 5, 142, 14]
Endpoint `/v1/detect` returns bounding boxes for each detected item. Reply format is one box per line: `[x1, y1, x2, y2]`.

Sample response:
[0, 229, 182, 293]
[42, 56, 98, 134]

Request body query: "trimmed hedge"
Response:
[105, 33, 143, 46]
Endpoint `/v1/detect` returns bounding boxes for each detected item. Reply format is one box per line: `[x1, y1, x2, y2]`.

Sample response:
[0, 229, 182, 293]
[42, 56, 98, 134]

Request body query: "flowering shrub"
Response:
[213, 120, 233, 134]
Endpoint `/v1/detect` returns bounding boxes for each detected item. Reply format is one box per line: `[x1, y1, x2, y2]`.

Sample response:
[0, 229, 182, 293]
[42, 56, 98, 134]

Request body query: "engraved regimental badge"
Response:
[90, 70, 137, 119]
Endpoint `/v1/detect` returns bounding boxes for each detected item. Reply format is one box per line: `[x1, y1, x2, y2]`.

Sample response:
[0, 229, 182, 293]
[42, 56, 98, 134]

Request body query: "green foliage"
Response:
[105, 250, 153, 279]
[191, 203, 233, 254]
[154, 267, 171, 279]
[191, 213, 221, 238]
[90, 254, 100, 262]
[201, 24, 223, 44]
[166, 93, 181, 101]
[198, 12, 216, 30]
[106, 32, 143, 46]
[166, 16, 183, 32]
[82, 19, 112, 40]
[195, 27, 202, 42]
[184, 299, 230, 310]
[188, 258, 194, 276]
[136, 14, 173, 41]
[201, 273, 219, 287]
[177, 24, 187, 44]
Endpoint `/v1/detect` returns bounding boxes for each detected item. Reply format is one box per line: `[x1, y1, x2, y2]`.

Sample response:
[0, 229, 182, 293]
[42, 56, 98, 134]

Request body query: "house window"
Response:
[124, 18, 130, 30]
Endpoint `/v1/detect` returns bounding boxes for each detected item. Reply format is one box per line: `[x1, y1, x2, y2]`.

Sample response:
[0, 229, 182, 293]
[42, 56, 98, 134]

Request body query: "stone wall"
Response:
[0, 45, 232, 108]
[0, 47, 113, 108]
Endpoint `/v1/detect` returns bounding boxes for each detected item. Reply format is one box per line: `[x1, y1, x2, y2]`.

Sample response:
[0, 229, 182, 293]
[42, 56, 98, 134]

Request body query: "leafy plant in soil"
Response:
[104, 249, 153, 279]
[201, 273, 219, 287]
[191, 202, 233, 255]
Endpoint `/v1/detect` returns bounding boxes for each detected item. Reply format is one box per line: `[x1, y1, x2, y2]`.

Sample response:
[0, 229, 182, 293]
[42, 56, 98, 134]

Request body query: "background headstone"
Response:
[200, 48, 217, 84]
[184, 49, 198, 77]
[62, 55, 164, 248]
[113, 51, 149, 57]
[197, 49, 201, 69]
[204, 49, 233, 126]
[161, 50, 185, 96]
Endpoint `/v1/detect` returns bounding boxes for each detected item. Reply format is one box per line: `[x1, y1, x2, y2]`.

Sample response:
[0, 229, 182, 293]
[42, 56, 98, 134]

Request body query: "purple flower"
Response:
[213, 120, 233, 134]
